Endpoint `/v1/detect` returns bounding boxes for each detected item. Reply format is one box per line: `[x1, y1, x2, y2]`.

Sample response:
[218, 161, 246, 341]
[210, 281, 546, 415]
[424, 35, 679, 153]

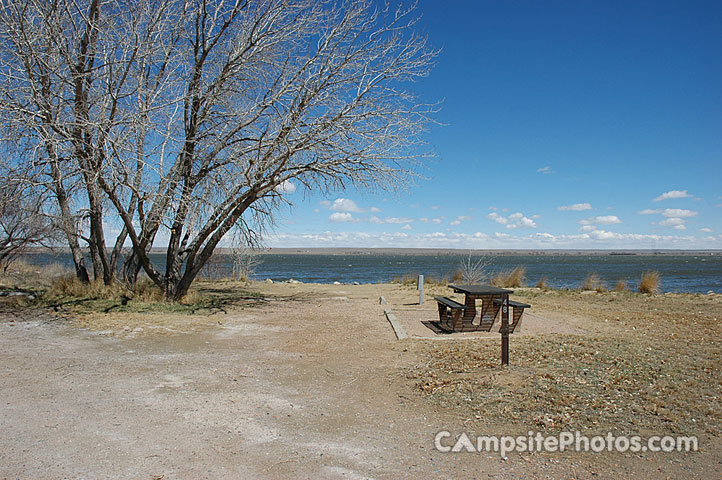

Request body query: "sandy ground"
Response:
[0, 282, 719, 479]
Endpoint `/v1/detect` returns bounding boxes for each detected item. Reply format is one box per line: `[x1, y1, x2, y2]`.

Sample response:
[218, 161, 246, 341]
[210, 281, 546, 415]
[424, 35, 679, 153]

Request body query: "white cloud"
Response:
[450, 215, 472, 226]
[329, 212, 358, 223]
[331, 198, 363, 213]
[653, 190, 692, 202]
[488, 212, 508, 225]
[401, 224, 412, 231]
[369, 207, 382, 213]
[275, 180, 296, 194]
[419, 217, 429, 223]
[384, 216, 414, 224]
[319, 200, 331, 207]
[537, 166, 553, 175]
[488, 212, 537, 229]
[660, 208, 697, 218]
[641, 208, 697, 230]
[659, 218, 686, 230]
[700, 227, 713, 233]
[558, 203, 592, 211]
[430, 205, 441, 210]
[580, 215, 621, 226]
[369, 216, 383, 224]
[432, 217, 443, 224]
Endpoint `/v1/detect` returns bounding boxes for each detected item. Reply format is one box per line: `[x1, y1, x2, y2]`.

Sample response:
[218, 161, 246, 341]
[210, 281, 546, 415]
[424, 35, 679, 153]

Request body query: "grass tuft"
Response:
[639, 271, 661, 294]
[535, 277, 549, 290]
[581, 273, 606, 292]
[490, 266, 526, 288]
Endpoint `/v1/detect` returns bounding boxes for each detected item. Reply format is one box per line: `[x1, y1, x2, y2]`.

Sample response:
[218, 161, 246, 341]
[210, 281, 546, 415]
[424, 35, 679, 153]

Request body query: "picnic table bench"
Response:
[434, 296, 466, 332]
[493, 298, 531, 333]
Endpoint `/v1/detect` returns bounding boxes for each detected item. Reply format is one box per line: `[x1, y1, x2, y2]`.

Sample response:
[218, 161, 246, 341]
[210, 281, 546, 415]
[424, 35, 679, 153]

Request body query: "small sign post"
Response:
[417, 274, 424, 305]
[500, 294, 509, 365]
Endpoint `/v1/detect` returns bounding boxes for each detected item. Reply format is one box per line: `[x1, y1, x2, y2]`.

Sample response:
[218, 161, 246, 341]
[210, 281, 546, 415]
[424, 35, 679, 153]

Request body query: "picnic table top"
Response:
[448, 284, 514, 295]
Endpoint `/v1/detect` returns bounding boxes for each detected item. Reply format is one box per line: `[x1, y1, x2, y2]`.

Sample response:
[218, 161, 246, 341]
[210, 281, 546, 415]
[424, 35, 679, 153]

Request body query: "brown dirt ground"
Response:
[1, 281, 720, 479]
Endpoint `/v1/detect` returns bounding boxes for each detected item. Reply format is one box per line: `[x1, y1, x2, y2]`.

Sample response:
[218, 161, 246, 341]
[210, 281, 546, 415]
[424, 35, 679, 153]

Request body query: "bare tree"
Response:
[1, 0, 437, 299]
[457, 252, 492, 284]
[0, 172, 58, 272]
[229, 228, 260, 282]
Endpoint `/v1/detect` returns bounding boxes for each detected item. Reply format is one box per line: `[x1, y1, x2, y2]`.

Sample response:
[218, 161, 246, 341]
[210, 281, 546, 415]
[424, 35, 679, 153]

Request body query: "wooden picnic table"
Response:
[448, 284, 513, 332]
[449, 284, 517, 365]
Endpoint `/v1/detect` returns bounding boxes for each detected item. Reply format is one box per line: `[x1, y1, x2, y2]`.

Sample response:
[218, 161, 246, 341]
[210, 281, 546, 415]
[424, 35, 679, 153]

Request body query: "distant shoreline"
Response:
[250, 248, 722, 256]
[22, 247, 722, 257]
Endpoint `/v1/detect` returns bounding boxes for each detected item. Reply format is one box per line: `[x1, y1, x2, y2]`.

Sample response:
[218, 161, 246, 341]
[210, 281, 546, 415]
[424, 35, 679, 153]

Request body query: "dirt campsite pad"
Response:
[1, 281, 721, 479]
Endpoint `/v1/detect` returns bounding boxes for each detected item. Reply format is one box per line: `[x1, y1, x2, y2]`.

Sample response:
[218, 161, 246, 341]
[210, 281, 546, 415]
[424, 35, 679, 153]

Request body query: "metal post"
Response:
[501, 293, 509, 365]
[418, 274, 424, 305]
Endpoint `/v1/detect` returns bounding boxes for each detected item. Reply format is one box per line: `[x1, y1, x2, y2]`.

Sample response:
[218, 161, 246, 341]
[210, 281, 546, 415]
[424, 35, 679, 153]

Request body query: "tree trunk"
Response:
[47, 147, 90, 283]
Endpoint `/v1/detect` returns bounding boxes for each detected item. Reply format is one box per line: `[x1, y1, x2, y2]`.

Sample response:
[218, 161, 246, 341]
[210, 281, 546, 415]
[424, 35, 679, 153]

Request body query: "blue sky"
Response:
[267, 0, 722, 249]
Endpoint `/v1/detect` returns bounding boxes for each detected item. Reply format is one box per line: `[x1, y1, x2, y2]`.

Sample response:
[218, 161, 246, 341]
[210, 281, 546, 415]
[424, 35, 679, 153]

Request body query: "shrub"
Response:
[535, 277, 549, 289]
[424, 273, 450, 286]
[390, 274, 419, 285]
[46, 275, 165, 302]
[491, 266, 526, 288]
[581, 273, 606, 292]
[638, 271, 660, 294]
[615, 279, 628, 292]
[456, 253, 492, 284]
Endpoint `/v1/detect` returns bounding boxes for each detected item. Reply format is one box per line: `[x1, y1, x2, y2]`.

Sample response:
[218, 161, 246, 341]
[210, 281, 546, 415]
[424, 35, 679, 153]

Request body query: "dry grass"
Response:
[490, 266, 526, 288]
[46, 276, 131, 300]
[639, 271, 661, 294]
[581, 273, 606, 292]
[408, 291, 722, 436]
[615, 279, 628, 292]
[535, 277, 549, 289]
[0, 259, 71, 290]
[36, 275, 256, 315]
[390, 273, 452, 287]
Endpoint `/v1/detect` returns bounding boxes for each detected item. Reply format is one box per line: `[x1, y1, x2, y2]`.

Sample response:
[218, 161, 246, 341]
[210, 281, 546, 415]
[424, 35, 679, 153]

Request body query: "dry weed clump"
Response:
[615, 279, 628, 292]
[45, 275, 165, 306]
[47, 276, 130, 300]
[535, 277, 549, 289]
[390, 273, 450, 287]
[0, 259, 71, 289]
[581, 273, 606, 292]
[639, 271, 660, 294]
[491, 266, 526, 288]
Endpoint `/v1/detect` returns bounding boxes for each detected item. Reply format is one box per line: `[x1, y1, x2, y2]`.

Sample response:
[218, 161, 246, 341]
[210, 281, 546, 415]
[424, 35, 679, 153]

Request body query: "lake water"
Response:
[24, 252, 722, 293]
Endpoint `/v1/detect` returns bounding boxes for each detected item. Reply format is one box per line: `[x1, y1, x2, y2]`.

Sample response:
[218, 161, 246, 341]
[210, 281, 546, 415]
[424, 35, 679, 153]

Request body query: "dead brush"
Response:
[491, 266, 526, 288]
[424, 274, 450, 286]
[535, 277, 549, 289]
[46, 275, 167, 303]
[46, 276, 129, 300]
[132, 279, 165, 302]
[615, 279, 628, 292]
[581, 273, 606, 292]
[639, 271, 661, 294]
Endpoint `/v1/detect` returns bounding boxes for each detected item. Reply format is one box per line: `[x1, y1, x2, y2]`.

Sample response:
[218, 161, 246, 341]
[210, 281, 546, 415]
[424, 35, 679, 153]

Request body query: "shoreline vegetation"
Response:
[0, 257, 690, 316]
